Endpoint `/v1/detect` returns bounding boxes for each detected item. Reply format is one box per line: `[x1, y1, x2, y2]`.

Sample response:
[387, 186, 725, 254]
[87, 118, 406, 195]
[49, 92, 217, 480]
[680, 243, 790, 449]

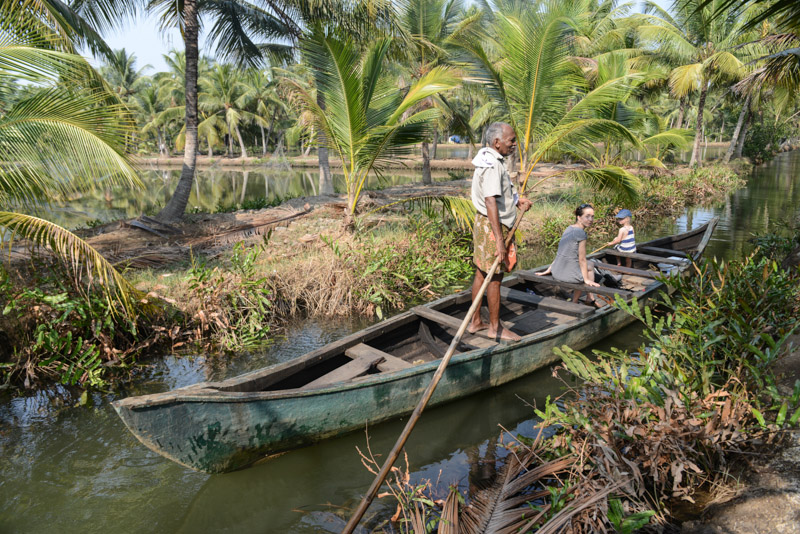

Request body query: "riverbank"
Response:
[0, 162, 749, 391]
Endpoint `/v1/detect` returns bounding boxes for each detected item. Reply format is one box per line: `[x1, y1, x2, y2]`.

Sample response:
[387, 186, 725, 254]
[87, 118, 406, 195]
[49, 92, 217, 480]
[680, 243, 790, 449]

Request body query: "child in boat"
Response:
[606, 209, 635, 267]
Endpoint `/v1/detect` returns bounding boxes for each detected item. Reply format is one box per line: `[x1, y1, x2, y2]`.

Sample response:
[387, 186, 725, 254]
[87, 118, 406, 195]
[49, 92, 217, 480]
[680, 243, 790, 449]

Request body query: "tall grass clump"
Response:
[272, 219, 473, 319]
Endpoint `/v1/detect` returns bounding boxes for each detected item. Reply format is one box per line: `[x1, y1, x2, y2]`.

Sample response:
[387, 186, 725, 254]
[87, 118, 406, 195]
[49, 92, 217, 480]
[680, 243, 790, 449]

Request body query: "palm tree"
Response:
[199, 64, 260, 158]
[240, 68, 284, 156]
[397, 0, 466, 185]
[452, 0, 642, 198]
[101, 48, 151, 100]
[134, 84, 167, 155]
[636, 0, 754, 166]
[0, 2, 142, 313]
[286, 28, 458, 222]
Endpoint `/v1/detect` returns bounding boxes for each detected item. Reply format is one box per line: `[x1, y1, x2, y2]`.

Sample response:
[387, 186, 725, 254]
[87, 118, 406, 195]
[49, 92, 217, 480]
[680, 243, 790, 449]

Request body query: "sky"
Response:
[94, 0, 674, 73]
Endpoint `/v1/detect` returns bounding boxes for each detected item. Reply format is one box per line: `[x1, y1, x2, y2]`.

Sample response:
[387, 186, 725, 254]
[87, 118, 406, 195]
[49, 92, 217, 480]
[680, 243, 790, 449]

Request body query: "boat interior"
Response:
[211, 233, 703, 394]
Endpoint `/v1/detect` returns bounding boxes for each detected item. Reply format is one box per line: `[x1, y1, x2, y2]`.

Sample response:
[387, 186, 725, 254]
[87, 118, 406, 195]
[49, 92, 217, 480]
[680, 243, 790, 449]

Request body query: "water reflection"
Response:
[45, 166, 468, 230]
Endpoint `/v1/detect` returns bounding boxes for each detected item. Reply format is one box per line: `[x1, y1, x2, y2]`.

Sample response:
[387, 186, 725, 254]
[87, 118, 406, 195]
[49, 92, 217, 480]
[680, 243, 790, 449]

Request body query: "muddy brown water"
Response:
[1, 150, 798, 533]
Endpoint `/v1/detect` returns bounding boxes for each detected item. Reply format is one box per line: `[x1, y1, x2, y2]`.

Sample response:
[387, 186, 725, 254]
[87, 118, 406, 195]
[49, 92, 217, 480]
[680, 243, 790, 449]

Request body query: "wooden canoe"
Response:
[113, 218, 718, 473]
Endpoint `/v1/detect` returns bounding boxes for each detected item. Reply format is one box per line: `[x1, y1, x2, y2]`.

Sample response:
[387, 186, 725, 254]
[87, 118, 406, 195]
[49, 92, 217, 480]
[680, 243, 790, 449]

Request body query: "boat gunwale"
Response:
[113, 218, 718, 410]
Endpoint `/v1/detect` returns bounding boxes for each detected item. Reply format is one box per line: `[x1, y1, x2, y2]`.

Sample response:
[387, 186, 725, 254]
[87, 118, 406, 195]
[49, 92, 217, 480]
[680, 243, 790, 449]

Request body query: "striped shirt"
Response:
[616, 226, 636, 253]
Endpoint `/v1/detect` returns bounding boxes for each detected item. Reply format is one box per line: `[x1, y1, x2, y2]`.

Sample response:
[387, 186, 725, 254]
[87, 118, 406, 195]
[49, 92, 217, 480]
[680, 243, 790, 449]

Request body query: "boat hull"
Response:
[115, 300, 638, 473]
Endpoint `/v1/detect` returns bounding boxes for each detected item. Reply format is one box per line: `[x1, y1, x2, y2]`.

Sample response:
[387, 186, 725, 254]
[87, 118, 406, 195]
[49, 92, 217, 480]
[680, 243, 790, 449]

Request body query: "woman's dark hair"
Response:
[575, 203, 593, 217]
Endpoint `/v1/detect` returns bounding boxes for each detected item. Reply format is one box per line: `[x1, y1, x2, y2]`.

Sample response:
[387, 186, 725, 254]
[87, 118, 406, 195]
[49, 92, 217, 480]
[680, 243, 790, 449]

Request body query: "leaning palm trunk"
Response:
[157, 0, 199, 222]
[735, 110, 751, 158]
[260, 124, 267, 156]
[724, 94, 750, 163]
[689, 82, 708, 166]
[234, 124, 248, 159]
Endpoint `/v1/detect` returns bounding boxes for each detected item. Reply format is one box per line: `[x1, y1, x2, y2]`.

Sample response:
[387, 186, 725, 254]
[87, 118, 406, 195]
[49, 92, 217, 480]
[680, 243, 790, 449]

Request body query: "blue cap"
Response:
[615, 209, 632, 219]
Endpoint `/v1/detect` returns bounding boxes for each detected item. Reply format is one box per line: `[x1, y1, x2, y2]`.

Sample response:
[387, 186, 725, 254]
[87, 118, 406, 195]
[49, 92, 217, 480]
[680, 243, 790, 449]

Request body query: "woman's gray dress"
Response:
[550, 225, 587, 284]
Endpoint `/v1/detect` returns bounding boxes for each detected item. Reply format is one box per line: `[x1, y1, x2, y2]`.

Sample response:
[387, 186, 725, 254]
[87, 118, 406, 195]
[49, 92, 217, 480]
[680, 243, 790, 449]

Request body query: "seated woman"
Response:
[535, 203, 603, 306]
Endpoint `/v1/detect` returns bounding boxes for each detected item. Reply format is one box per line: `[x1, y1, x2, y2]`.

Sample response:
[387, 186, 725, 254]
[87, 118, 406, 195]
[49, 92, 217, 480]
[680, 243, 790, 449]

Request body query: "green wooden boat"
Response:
[113, 218, 717, 473]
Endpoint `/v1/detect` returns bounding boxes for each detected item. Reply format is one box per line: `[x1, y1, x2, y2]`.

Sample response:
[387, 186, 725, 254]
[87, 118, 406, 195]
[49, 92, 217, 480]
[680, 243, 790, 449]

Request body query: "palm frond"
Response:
[458, 450, 576, 533]
[668, 63, 703, 97]
[0, 86, 140, 206]
[0, 212, 143, 316]
[641, 129, 694, 148]
[362, 195, 476, 230]
[565, 166, 641, 202]
[387, 66, 459, 125]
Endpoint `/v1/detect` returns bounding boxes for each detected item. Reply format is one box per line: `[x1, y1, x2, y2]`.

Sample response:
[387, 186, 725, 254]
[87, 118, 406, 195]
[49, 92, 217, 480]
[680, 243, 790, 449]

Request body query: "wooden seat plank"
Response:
[636, 245, 690, 258]
[500, 286, 594, 318]
[602, 250, 688, 265]
[303, 354, 382, 389]
[345, 343, 413, 372]
[412, 306, 507, 342]
[517, 272, 631, 298]
[594, 262, 661, 279]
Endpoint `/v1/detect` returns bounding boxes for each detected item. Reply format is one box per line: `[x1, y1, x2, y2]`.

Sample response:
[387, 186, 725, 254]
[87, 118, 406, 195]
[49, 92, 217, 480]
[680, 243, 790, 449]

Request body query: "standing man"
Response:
[469, 122, 532, 342]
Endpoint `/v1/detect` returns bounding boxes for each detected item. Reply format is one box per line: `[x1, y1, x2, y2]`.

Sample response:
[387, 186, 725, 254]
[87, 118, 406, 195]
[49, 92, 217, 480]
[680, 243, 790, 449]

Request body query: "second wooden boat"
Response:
[113, 218, 718, 473]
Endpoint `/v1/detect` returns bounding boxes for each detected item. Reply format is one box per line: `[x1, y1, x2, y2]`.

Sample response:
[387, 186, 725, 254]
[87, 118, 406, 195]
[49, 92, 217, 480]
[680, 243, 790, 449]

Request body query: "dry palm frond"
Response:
[187, 207, 312, 247]
[439, 488, 460, 534]
[112, 250, 188, 270]
[458, 448, 576, 534]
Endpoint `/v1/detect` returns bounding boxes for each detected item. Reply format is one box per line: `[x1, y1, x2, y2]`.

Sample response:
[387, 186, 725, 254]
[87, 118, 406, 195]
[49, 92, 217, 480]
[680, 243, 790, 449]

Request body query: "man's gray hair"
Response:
[483, 122, 511, 147]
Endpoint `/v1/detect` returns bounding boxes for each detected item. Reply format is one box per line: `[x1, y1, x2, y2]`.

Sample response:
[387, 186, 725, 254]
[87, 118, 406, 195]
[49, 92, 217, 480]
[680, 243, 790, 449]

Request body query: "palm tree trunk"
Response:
[676, 96, 686, 129]
[266, 110, 277, 151]
[724, 94, 750, 164]
[208, 136, 213, 158]
[316, 93, 333, 195]
[735, 111, 751, 159]
[156, 0, 198, 222]
[260, 124, 267, 156]
[689, 84, 708, 167]
[234, 124, 247, 159]
[421, 141, 432, 185]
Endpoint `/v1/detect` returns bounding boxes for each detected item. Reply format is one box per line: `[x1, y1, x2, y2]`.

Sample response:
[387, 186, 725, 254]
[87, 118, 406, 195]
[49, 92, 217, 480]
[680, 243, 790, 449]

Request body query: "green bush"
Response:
[0, 266, 143, 389]
[743, 121, 789, 164]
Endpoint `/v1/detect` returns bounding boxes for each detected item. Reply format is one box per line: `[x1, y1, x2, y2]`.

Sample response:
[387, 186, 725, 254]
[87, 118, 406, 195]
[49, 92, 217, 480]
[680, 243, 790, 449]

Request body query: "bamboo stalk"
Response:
[342, 211, 525, 534]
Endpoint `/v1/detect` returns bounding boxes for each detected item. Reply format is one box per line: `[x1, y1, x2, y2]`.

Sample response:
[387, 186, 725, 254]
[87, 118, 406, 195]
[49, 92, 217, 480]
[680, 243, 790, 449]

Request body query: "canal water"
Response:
[1, 150, 798, 533]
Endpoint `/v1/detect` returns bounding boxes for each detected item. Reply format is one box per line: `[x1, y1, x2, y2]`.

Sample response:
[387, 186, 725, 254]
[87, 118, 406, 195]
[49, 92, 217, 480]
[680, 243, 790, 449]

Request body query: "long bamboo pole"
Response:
[342, 211, 525, 534]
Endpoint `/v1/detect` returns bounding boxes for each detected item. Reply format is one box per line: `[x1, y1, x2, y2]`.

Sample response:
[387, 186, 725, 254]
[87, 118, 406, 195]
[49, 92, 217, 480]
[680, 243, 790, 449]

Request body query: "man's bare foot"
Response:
[487, 326, 522, 342]
[468, 321, 489, 334]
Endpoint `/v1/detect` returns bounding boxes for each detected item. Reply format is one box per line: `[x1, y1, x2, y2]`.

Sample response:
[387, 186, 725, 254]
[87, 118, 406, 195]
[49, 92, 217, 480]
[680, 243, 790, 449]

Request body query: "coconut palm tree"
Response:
[636, 0, 755, 166]
[451, 0, 642, 198]
[0, 3, 142, 313]
[397, 0, 468, 185]
[286, 28, 458, 222]
[134, 84, 170, 155]
[101, 48, 151, 100]
[199, 63, 261, 158]
[240, 68, 284, 156]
